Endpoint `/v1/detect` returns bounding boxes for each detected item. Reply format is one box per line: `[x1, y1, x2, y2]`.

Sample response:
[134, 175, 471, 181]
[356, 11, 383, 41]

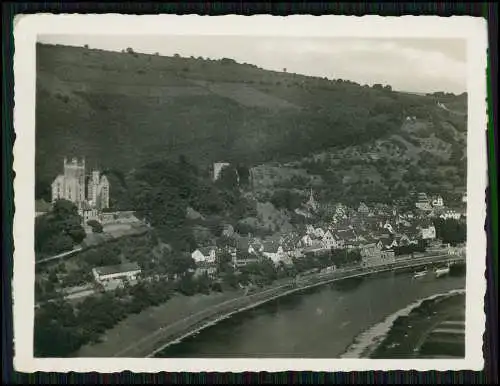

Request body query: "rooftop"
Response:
[198, 246, 217, 255]
[94, 262, 141, 276]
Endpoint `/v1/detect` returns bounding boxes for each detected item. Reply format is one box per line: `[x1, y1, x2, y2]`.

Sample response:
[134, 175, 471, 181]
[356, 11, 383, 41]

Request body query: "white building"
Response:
[193, 262, 218, 279]
[360, 243, 395, 268]
[300, 234, 314, 247]
[191, 246, 217, 264]
[87, 170, 110, 209]
[321, 230, 340, 250]
[92, 262, 141, 284]
[262, 242, 286, 265]
[213, 162, 230, 181]
[440, 210, 462, 220]
[313, 227, 326, 239]
[51, 157, 110, 218]
[432, 195, 444, 207]
[421, 224, 437, 240]
[52, 157, 86, 206]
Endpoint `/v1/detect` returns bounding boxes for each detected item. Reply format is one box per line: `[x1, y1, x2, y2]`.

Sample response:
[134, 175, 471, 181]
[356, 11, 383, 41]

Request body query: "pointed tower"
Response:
[306, 188, 318, 211]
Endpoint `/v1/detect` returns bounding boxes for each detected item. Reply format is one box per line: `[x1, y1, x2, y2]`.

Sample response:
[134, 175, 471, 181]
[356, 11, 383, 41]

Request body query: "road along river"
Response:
[147, 256, 465, 358]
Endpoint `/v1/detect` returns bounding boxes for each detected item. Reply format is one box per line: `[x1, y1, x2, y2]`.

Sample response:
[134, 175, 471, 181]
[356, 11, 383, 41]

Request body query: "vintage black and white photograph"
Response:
[13, 15, 487, 372]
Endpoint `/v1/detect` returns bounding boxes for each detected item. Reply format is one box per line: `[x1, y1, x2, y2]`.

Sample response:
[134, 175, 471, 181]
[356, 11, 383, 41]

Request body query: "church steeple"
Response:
[306, 187, 318, 211]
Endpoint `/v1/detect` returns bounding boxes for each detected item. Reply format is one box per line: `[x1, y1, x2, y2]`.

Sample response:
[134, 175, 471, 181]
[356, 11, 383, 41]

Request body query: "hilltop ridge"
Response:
[35, 43, 467, 204]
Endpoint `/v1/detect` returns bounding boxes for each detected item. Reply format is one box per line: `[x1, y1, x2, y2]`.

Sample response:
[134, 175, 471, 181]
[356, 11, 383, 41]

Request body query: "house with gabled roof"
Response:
[300, 233, 314, 248]
[303, 240, 326, 255]
[321, 230, 338, 250]
[92, 262, 141, 284]
[191, 246, 217, 264]
[440, 210, 461, 220]
[262, 241, 285, 265]
[314, 227, 326, 239]
[233, 251, 260, 268]
[335, 228, 358, 243]
[193, 261, 218, 279]
[377, 236, 398, 250]
[360, 242, 395, 267]
[235, 236, 263, 255]
[358, 202, 370, 215]
[305, 224, 316, 236]
[394, 233, 411, 247]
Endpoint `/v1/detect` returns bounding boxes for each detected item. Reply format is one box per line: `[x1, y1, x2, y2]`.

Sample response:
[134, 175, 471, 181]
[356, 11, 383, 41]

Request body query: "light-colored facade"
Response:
[421, 224, 437, 240]
[87, 170, 110, 209]
[213, 162, 230, 181]
[262, 243, 285, 265]
[52, 157, 86, 205]
[440, 210, 462, 220]
[92, 262, 141, 283]
[360, 243, 395, 267]
[51, 157, 110, 225]
[322, 230, 339, 250]
[432, 196, 444, 207]
[191, 246, 217, 264]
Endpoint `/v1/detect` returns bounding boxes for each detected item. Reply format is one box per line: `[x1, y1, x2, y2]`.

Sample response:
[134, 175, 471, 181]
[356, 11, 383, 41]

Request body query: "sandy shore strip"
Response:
[340, 288, 466, 358]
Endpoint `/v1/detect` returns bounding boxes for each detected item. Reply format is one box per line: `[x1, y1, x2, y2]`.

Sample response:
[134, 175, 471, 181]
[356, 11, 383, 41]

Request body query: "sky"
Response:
[38, 35, 467, 94]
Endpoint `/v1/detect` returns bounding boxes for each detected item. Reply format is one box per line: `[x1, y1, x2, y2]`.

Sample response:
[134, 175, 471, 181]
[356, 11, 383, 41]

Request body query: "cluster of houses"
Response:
[414, 192, 465, 220]
[87, 190, 465, 288]
[189, 192, 453, 278]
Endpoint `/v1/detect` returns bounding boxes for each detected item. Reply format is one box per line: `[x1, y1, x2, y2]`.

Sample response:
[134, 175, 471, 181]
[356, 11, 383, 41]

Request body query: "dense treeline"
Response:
[35, 43, 466, 196]
[127, 156, 255, 251]
[35, 200, 86, 258]
[34, 239, 366, 357]
[34, 274, 214, 357]
[433, 218, 466, 246]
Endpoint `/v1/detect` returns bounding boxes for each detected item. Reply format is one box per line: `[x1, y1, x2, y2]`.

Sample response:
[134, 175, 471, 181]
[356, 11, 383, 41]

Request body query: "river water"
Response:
[156, 269, 466, 358]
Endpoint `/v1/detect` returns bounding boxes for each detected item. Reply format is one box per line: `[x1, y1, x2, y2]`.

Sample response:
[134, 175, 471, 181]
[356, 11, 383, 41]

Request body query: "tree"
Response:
[433, 218, 466, 245]
[164, 252, 196, 278]
[236, 164, 250, 186]
[271, 190, 302, 210]
[216, 166, 239, 191]
[216, 250, 233, 273]
[35, 200, 85, 257]
[87, 220, 104, 233]
[34, 299, 82, 357]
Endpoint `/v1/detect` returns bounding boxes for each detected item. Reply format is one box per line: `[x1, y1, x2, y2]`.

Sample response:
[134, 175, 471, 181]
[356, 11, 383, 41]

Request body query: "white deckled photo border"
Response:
[12, 14, 488, 373]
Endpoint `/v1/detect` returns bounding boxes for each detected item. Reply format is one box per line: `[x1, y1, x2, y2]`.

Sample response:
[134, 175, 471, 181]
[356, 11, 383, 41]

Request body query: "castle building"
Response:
[87, 170, 110, 209]
[51, 157, 110, 213]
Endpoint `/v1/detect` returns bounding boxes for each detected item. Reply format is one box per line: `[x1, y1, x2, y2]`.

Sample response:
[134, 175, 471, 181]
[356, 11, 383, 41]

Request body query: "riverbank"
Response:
[370, 292, 465, 358]
[76, 254, 463, 358]
[341, 289, 465, 359]
[76, 290, 246, 357]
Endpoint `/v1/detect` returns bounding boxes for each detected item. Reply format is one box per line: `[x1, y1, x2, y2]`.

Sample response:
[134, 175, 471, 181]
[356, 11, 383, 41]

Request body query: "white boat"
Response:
[435, 266, 451, 278]
[413, 269, 428, 279]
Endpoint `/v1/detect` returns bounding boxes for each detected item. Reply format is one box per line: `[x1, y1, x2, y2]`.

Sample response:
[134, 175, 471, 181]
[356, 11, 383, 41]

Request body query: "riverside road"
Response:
[104, 252, 465, 358]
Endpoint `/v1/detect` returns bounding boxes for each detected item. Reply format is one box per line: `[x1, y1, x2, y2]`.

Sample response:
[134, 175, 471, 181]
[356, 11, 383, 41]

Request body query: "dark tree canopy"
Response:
[35, 199, 85, 258]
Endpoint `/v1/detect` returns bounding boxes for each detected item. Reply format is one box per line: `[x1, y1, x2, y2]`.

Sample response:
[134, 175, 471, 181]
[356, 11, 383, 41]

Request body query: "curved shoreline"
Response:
[145, 255, 464, 358]
[340, 288, 466, 358]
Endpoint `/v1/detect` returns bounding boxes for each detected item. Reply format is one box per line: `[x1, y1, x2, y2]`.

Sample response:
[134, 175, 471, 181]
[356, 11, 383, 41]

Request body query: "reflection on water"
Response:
[330, 276, 364, 292]
[157, 270, 465, 358]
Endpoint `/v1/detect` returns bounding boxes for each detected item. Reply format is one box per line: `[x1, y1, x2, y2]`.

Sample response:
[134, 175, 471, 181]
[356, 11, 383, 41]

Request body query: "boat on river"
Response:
[413, 269, 428, 279]
[435, 266, 451, 278]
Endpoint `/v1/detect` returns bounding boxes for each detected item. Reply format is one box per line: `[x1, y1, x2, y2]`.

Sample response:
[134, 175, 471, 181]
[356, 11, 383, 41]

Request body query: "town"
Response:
[35, 157, 467, 303]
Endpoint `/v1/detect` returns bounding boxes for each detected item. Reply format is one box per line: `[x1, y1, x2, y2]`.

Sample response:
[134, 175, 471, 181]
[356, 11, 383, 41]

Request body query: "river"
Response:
[156, 268, 465, 358]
